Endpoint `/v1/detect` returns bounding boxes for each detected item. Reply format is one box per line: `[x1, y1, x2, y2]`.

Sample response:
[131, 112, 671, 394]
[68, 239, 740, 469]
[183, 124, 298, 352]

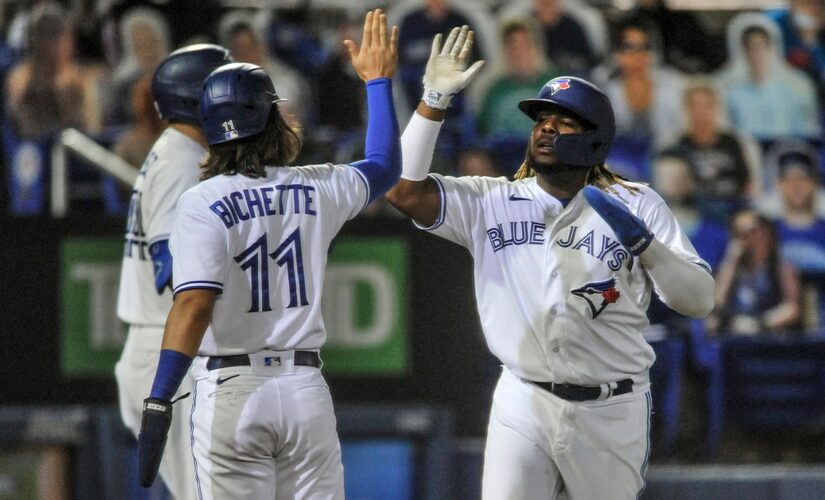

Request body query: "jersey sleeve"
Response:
[301, 163, 372, 228]
[639, 189, 712, 274]
[169, 189, 228, 295]
[144, 156, 201, 247]
[417, 174, 488, 249]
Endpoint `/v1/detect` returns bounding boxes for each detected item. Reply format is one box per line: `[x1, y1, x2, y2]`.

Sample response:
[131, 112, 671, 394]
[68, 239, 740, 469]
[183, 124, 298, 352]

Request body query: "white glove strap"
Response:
[401, 111, 443, 181]
[422, 88, 452, 110]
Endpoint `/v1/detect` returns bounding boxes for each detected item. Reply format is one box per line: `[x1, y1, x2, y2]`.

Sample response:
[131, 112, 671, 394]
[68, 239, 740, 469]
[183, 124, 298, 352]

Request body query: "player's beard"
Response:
[528, 150, 586, 177]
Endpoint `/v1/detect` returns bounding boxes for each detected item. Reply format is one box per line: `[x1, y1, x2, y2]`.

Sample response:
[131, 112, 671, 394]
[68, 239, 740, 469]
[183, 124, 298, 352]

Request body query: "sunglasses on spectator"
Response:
[618, 42, 651, 53]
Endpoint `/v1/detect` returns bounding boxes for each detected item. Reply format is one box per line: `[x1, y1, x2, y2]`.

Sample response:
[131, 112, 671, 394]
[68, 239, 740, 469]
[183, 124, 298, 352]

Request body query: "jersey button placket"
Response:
[544, 218, 559, 363]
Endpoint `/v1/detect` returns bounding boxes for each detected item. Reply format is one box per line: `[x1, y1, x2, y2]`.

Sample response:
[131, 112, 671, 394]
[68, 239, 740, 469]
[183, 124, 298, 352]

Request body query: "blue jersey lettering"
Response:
[209, 184, 318, 228]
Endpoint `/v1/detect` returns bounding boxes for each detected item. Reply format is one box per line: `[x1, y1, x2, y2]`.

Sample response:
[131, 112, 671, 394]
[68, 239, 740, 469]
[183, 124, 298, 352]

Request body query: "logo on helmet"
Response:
[548, 78, 571, 95]
[222, 120, 239, 141]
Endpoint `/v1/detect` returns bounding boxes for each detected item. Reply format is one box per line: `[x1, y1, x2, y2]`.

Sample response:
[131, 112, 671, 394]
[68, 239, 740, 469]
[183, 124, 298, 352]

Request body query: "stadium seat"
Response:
[722, 335, 825, 431]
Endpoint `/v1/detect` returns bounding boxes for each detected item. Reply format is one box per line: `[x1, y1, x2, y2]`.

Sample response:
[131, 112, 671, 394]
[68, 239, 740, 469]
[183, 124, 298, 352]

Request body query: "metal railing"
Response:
[50, 128, 137, 217]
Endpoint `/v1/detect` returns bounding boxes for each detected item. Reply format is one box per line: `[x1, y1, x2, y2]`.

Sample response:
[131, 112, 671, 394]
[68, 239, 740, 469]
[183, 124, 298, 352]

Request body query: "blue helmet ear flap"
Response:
[552, 129, 614, 167]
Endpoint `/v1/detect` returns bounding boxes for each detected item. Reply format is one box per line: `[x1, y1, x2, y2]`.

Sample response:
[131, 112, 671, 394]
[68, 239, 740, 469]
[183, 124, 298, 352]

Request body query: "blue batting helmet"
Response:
[152, 44, 232, 124]
[518, 76, 615, 166]
[200, 62, 286, 145]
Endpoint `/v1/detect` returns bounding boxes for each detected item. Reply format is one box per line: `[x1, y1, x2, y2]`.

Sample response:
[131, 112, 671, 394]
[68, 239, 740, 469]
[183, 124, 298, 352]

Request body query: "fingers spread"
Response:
[390, 25, 399, 55]
[464, 59, 485, 82]
[362, 10, 374, 48]
[451, 25, 468, 57]
[431, 33, 443, 58]
[458, 30, 474, 65]
[442, 27, 460, 56]
[378, 12, 388, 47]
[343, 40, 358, 62]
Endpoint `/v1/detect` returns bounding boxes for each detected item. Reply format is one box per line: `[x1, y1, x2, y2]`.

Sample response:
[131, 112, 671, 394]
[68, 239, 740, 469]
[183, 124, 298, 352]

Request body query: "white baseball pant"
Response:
[482, 367, 651, 500]
[115, 324, 197, 500]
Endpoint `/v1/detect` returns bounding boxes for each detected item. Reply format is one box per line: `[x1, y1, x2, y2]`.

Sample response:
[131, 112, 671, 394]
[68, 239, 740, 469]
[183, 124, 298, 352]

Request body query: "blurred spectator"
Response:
[719, 13, 821, 141]
[517, 0, 600, 77]
[112, 74, 163, 169]
[767, 0, 825, 108]
[661, 79, 758, 224]
[264, 4, 329, 78]
[219, 11, 311, 128]
[457, 147, 502, 177]
[592, 17, 686, 150]
[768, 147, 825, 329]
[707, 209, 802, 337]
[625, 0, 726, 74]
[647, 151, 729, 336]
[652, 151, 730, 273]
[315, 15, 364, 135]
[472, 19, 560, 138]
[104, 6, 169, 127]
[107, 0, 223, 48]
[757, 138, 825, 218]
[395, 0, 483, 112]
[70, 0, 108, 63]
[5, 2, 107, 140]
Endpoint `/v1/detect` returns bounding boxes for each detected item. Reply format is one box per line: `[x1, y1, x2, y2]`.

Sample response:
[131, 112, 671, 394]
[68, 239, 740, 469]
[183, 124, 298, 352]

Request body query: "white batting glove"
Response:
[421, 25, 485, 110]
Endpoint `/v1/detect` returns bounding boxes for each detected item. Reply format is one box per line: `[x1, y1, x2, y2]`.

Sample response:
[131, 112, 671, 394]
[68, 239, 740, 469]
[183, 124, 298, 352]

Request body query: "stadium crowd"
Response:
[3, 0, 825, 462]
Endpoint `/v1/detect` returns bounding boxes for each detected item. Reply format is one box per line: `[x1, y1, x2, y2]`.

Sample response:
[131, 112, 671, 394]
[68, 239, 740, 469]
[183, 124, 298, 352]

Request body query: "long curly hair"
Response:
[200, 106, 302, 180]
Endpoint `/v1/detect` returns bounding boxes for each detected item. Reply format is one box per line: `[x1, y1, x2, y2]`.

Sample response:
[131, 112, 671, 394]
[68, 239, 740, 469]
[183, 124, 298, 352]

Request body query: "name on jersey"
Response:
[556, 225, 629, 271]
[210, 184, 317, 228]
[487, 221, 546, 252]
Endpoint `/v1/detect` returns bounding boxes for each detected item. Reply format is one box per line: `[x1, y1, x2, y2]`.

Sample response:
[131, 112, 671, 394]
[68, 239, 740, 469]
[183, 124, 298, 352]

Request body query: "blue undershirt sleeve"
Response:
[350, 78, 401, 203]
[149, 349, 193, 400]
[149, 239, 173, 294]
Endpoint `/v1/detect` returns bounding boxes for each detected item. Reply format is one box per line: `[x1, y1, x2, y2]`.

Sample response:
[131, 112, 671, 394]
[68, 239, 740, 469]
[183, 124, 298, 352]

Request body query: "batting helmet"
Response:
[518, 76, 615, 166]
[152, 44, 232, 124]
[200, 62, 286, 145]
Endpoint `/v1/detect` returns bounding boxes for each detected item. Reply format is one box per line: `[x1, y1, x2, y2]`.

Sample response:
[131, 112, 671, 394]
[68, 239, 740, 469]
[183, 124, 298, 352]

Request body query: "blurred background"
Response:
[2, 0, 825, 498]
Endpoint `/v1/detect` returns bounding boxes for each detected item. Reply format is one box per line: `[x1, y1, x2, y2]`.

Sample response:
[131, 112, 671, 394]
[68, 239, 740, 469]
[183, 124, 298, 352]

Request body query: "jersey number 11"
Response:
[234, 228, 309, 312]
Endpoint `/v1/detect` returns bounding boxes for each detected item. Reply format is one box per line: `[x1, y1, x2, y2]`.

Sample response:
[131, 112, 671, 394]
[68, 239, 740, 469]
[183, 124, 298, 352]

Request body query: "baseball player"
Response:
[385, 27, 716, 499]
[115, 44, 231, 499]
[136, 9, 400, 500]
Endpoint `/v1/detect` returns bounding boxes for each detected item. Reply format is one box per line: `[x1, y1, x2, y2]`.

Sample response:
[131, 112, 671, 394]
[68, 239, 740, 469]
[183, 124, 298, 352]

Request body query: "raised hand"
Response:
[343, 9, 398, 82]
[422, 25, 485, 110]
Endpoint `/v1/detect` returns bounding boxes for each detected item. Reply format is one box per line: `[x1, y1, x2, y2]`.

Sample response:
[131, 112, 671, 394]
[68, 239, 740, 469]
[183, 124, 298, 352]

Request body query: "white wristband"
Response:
[401, 111, 443, 181]
[421, 88, 452, 110]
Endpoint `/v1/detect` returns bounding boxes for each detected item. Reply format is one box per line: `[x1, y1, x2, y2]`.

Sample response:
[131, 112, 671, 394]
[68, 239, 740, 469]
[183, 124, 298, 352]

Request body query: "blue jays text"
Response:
[487, 221, 630, 271]
[210, 184, 317, 228]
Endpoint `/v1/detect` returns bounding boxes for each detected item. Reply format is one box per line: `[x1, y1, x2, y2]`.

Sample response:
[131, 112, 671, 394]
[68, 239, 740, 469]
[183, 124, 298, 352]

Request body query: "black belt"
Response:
[206, 351, 321, 370]
[527, 378, 633, 402]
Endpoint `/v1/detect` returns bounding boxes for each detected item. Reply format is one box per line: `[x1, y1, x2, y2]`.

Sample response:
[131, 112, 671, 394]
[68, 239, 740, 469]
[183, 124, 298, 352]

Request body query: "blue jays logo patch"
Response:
[571, 277, 621, 318]
[548, 78, 571, 95]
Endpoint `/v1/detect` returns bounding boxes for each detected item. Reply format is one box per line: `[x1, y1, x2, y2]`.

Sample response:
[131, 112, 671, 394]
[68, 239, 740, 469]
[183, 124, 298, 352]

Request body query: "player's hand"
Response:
[137, 397, 174, 487]
[344, 9, 398, 82]
[582, 186, 653, 256]
[421, 25, 485, 110]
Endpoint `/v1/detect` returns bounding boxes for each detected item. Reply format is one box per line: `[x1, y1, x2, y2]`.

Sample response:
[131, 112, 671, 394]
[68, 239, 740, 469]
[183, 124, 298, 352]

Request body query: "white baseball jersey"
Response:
[115, 127, 204, 500]
[117, 128, 205, 325]
[169, 163, 369, 355]
[424, 174, 709, 385]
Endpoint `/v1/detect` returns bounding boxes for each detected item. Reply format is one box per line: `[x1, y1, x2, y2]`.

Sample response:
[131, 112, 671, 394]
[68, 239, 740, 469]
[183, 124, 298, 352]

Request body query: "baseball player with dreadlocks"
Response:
[135, 9, 399, 499]
[115, 43, 231, 499]
[386, 26, 716, 499]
